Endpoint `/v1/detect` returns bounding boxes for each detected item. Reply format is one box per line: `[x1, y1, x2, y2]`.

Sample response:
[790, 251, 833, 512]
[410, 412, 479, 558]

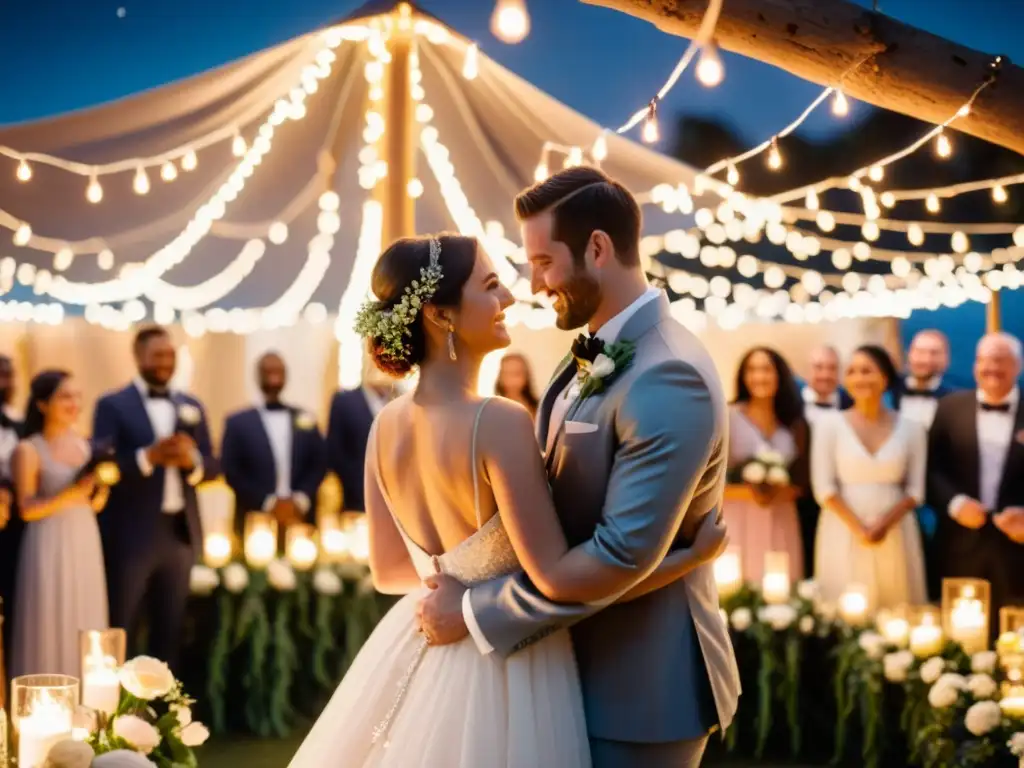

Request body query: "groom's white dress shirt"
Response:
[463, 287, 662, 655]
[133, 378, 203, 513]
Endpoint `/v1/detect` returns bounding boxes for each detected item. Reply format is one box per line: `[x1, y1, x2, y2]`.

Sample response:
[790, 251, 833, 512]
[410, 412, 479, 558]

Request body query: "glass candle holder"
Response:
[344, 513, 370, 565]
[838, 583, 869, 626]
[198, 481, 235, 568]
[942, 578, 990, 654]
[285, 524, 319, 571]
[713, 548, 743, 600]
[79, 629, 125, 715]
[761, 551, 790, 605]
[11, 674, 78, 768]
[318, 510, 348, 564]
[909, 605, 945, 657]
[1000, 660, 1024, 718]
[244, 512, 278, 569]
[877, 606, 910, 648]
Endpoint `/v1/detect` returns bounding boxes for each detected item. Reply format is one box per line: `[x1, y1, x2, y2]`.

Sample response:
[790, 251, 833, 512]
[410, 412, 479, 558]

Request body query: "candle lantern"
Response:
[244, 512, 278, 568]
[838, 584, 869, 626]
[760, 551, 790, 605]
[942, 578, 990, 654]
[1001, 606, 1024, 637]
[79, 629, 126, 716]
[877, 606, 910, 648]
[286, 524, 319, 571]
[343, 513, 370, 565]
[909, 605, 945, 657]
[11, 674, 78, 768]
[1000, 658, 1024, 719]
[713, 548, 743, 599]
[318, 510, 348, 564]
[198, 481, 235, 568]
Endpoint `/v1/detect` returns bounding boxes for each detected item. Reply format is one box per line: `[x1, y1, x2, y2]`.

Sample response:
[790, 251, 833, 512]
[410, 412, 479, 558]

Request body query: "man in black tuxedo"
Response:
[221, 352, 327, 532]
[927, 332, 1024, 637]
[0, 354, 21, 668]
[92, 326, 217, 670]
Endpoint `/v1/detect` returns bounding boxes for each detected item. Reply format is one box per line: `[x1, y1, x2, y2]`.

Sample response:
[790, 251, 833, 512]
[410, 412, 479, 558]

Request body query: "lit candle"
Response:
[838, 585, 868, 626]
[949, 585, 987, 654]
[203, 532, 232, 569]
[17, 691, 73, 768]
[81, 631, 121, 715]
[880, 616, 910, 648]
[348, 518, 370, 564]
[286, 525, 318, 571]
[910, 613, 944, 657]
[761, 551, 790, 605]
[244, 512, 278, 569]
[1000, 674, 1024, 718]
[713, 550, 742, 599]
[318, 511, 348, 563]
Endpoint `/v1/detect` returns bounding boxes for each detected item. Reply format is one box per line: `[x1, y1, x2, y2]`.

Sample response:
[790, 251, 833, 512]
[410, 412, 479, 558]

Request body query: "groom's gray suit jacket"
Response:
[469, 293, 741, 745]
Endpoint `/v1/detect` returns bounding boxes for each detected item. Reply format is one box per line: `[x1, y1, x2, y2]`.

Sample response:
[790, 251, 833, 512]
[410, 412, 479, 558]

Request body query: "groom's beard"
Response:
[552, 269, 602, 331]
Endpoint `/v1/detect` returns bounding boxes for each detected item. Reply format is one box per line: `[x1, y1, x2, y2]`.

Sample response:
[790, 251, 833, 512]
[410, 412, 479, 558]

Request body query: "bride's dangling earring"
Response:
[447, 324, 457, 361]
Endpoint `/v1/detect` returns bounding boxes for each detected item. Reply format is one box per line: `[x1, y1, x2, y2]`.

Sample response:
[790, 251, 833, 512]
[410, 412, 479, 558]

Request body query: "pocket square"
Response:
[564, 420, 598, 435]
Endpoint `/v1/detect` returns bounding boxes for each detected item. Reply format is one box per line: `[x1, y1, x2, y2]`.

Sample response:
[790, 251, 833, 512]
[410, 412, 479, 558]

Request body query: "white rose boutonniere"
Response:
[294, 411, 316, 431]
[573, 340, 636, 401]
[177, 403, 201, 426]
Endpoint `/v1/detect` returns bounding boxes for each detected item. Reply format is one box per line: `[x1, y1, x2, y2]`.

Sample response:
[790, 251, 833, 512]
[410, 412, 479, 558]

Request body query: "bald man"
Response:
[900, 330, 953, 429]
[927, 333, 1024, 636]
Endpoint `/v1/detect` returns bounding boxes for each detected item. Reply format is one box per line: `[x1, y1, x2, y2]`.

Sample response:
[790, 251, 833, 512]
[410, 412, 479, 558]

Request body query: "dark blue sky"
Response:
[0, 1, 1021, 146]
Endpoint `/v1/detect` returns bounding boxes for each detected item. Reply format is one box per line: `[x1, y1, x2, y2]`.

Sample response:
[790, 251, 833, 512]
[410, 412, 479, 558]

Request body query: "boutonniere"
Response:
[177, 403, 201, 426]
[574, 340, 636, 400]
[294, 411, 316, 431]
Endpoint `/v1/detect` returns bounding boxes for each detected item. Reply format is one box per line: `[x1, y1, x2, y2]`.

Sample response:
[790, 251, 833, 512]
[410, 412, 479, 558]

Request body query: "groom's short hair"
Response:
[514, 166, 641, 267]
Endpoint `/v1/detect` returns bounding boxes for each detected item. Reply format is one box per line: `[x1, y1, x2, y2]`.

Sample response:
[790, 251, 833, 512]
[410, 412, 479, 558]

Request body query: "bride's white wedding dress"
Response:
[288, 400, 590, 767]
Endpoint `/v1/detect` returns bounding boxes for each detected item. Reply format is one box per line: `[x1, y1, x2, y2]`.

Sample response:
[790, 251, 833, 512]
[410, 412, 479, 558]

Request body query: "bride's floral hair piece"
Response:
[354, 237, 444, 361]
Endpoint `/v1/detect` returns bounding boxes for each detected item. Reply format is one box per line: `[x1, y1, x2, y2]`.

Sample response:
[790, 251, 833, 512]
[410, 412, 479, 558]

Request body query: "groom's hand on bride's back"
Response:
[417, 574, 469, 646]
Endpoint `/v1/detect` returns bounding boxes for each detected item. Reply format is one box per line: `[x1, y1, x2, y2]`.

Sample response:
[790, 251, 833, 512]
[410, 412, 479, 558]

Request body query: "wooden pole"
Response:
[580, 0, 1024, 155]
[986, 291, 1002, 333]
[380, 3, 417, 246]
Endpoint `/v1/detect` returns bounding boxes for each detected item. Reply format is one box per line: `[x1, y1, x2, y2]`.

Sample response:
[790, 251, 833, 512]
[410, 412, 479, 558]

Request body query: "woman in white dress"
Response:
[811, 345, 927, 610]
[10, 370, 109, 678]
[289, 234, 727, 767]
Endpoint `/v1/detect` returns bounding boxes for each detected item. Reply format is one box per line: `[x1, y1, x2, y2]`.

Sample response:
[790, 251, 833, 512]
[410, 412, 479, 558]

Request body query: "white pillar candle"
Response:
[82, 665, 121, 715]
[910, 617, 944, 657]
[949, 587, 987, 654]
[17, 695, 72, 768]
[713, 550, 742, 599]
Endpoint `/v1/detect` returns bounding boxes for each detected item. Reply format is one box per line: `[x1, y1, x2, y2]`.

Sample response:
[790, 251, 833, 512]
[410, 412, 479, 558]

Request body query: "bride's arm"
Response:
[366, 426, 421, 595]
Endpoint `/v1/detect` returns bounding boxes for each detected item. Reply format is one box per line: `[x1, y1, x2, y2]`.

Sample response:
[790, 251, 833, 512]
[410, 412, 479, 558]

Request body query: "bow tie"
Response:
[980, 402, 1011, 413]
[813, 402, 835, 409]
[904, 388, 938, 398]
[571, 333, 605, 366]
[264, 402, 287, 412]
[147, 388, 170, 400]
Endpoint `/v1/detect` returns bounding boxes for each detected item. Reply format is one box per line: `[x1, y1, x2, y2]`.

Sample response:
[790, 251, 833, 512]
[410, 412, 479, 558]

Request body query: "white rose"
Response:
[267, 558, 297, 591]
[796, 579, 819, 601]
[936, 672, 967, 691]
[919, 656, 946, 684]
[172, 704, 192, 728]
[177, 403, 201, 426]
[730, 607, 752, 632]
[858, 631, 886, 660]
[179, 721, 210, 747]
[112, 714, 162, 754]
[798, 615, 815, 635]
[765, 465, 790, 486]
[44, 739, 94, 768]
[119, 656, 175, 700]
[967, 673, 998, 700]
[757, 449, 785, 466]
[589, 353, 616, 379]
[970, 650, 998, 675]
[189, 564, 219, 596]
[92, 751, 156, 768]
[758, 603, 797, 631]
[927, 681, 960, 709]
[964, 700, 1002, 736]
[741, 462, 767, 484]
[313, 567, 343, 595]
[222, 562, 249, 593]
[883, 651, 914, 683]
[1008, 732, 1024, 757]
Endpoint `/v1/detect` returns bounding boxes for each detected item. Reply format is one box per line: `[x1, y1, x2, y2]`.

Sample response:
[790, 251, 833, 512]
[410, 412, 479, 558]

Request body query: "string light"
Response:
[695, 40, 724, 87]
[534, 162, 549, 182]
[53, 248, 74, 272]
[592, 132, 609, 163]
[868, 165, 884, 182]
[268, 222, 288, 245]
[407, 178, 424, 198]
[726, 163, 739, 186]
[767, 138, 783, 170]
[16, 159, 31, 182]
[97, 249, 114, 271]
[490, 0, 530, 45]
[232, 133, 247, 158]
[992, 185, 1008, 203]
[133, 166, 150, 195]
[642, 102, 659, 144]
[926, 193, 941, 213]
[935, 131, 952, 159]
[86, 176, 103, 204]
[462, 42, 479, 79]
[181, 150, 198, 172]
[160, 161, 178, 182]
[13, 223, 30, 247]
[832, 90, 849, 117]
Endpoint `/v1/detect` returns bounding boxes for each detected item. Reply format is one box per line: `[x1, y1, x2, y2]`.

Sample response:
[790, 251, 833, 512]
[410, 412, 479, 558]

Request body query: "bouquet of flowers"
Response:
[48, 656, 209, 768]
[737, 448, 790, 487]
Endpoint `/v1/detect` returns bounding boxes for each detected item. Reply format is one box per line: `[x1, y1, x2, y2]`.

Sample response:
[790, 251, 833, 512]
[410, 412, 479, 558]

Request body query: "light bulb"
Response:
[97, 249, 114, 271]
[726, 164, 739, 186]
[880, 191, 896, 208]
[181, 149, 198, 171]
[951, 231, 969, 253]
[992, 185, 1008, 203]
[268, 222, 288, 244]
[926, 193, 941, 213]
[806, 189, 819, 211]
[232, 133, 247, 157]
[490, 0, 530, 45]
[695, 41, 724, 87]
[407, 178, 424, 198]
[534, 162, 548, 182]
[566, 146, 583, 167]
[463, 43, 479, 79]
[133, 166, 150, 195]
[592, 132, 609, 162]
[53, 248, 74, 272]
[416, 103, 434, 123]
[160, 161, 178, 182]
[16, 159, 32, 182]
[935, 132, 952, 159]
[13, 223, 31, 247]
[642, 111, 659, 144]
[907, 222, 925, 246]
[767, 139, 782, 170]
[868, 165, 884, 182]
[861, 221, 880, 241]
[832, 90, 849, 117]
[86, 176, 103, 204]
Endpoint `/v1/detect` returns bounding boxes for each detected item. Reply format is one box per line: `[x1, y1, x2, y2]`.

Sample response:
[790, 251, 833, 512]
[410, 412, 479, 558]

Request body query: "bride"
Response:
[288, 233, 727, 767]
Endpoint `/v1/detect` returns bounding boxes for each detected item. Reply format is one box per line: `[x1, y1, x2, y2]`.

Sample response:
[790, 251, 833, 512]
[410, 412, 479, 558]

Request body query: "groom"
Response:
[419, 167, 740, 766]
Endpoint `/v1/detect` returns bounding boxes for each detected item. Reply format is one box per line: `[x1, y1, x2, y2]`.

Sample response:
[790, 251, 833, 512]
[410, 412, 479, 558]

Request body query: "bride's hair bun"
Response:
[363, 233, 478, 378]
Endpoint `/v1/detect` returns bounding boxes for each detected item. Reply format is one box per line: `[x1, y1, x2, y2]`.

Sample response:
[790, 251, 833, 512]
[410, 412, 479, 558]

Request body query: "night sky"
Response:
[1, 0, 1022, 147]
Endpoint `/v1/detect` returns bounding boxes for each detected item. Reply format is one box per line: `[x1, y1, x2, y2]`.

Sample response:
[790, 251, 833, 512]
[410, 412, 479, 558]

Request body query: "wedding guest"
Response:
[326, 362, 394, 513]
[812, 345, 927, 610]
[900, 329, 953, 429]
[802, 345, 852, 425]
[92, 326, 216, 671]
[0, 354, 22, 666]
[927, 332, 1024, 635]
[494, 352, 539, 417]
[723, 347, 807, 582]
[10, 370, 108, 678]
[221, 352, 326, 532]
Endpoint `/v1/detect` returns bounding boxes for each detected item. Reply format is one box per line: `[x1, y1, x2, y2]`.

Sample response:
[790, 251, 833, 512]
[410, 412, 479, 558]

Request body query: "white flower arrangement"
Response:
[857, 630, 887, 660]
[757, 603, 798, 631]
[927, 679, 960, 709]
[177, 403, 201, 426]
[919, 656, 947, 684]
[312, 567, 343, 595]
[1008, 731, 1024, 757]
[730, 606, 753, 632]
[966, 672, 998, 700]
[221, 562, 249, 594]
[113, 715, 161, 754]
[738, 447, 790, 487]
[970, 649, 998, 675]
[119, 657, 176, 700]
[189, 564, 219, 596]
[796, 579, 819, 602]
[798, 614, 816, 635]
[267, 558, 297, 591]
[964, 700, 1002, 736]
[883, 650, 915, 683]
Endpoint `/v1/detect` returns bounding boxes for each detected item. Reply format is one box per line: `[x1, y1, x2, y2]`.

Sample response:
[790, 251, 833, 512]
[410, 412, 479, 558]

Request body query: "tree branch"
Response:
[581, 0, 1024, 155]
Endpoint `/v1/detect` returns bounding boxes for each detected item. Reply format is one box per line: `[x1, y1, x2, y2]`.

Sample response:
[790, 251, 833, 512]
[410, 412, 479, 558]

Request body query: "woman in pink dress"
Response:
[722, 347, 808, 583]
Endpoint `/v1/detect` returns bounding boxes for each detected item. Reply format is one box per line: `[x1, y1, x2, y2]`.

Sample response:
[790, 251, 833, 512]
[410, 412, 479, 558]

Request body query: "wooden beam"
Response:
[581, 0, 1024, 155]
[380, 11, 417, 245]
[986, 291, 1002, 332]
